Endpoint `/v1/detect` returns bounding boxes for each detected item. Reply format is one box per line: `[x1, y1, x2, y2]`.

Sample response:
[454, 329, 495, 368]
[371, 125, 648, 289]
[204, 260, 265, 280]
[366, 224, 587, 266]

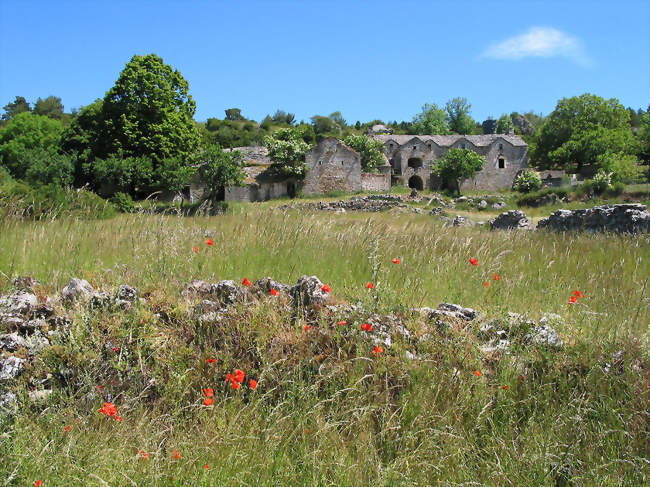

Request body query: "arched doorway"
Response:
[408, 175, 423, 190]
[287, 181, 296, 198]
[408, 157, 423, 169]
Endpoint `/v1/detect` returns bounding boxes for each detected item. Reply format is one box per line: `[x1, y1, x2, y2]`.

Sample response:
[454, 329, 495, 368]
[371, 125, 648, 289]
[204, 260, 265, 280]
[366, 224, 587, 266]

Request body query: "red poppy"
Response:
[321, 284, 331, 293]
[203, 388, 214, 397]
[172, 450, 182, 459]
[63, 425, 72, 432]
[366, 282, 374, 289]
[97, 385, 103, 389]
[234, 369, 245, 382]
[493, 274, 501, 280]
[203, 398, 214, 406]
[205, 239, 214, 246]
[203, 464, 210, 470]
[34, 482, 43, 487]
[304, 325, 311, 331]
[361, 323, 372, 332]
[249, 379, 258, 390]
[502, 385, 509, 390]
[138, 450, 150, 459]
[225, 373, 234, 383]
[392, 258, 401, 264]
[270, 288, 279, 296]
[114, 415, 123, 422]
[242, 278, 252, 287]
[113, 347, 119, 352]
[469, 258, 479, 266]
[473, 370, 482, 377]
[338, 320, 347, 326]
[483, 281, 490, 287]
[231, 381, 240, 390]
[206, 358, 216, 364]
[193, 246, 199, 253]
[372, 346, 384, 355]
[573, 290, 584, 298]
[569, 296, 577, 304]
[99, 402, 118, 417]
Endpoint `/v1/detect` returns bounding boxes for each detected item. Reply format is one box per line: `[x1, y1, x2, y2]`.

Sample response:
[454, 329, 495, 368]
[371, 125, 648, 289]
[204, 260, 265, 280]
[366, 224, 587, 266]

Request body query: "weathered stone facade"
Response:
[303, 138, 362, 195]
[375, 134, 529, 191]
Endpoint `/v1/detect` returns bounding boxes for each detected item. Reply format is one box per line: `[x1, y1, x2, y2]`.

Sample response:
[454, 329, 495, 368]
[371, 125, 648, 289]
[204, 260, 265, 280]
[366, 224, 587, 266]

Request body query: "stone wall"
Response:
[537, 204, 650, 234]
[225, 180, 295, 202]
[303, 138, 362, 195]
[361, 167, 391, 192]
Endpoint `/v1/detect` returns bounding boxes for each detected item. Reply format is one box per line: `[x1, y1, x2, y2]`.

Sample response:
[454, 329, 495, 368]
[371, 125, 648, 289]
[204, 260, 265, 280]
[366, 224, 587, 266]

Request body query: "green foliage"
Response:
[271, 109, 296, 125]
[100, 54, 200, 166]
[595, 152, 645, 183]
[311, 114, 341, 136]
[342, 134, 386, 171]
[532, 93, 634, 171]
[1, 96, 31, 120]
[638, 111, 650, 164]
[33, 96, 64, 119]
[513, 169, 543, 193]
[590, 171, 612, 194]
[224, 108, 245, 121]
[60, 99, 105, 172]
[411, 103, 450, 135]
[263, 127, 312, 178]
[496, 113, 513, 134]
[445, 97, 476, 135]
[84, 155, 155, 197]
[197, 145, 246, 201]
[434, 148, 486, 194]
[22, 148, 75, 186]
[109, 192, 137, 213]
[0, 112, 63, 179]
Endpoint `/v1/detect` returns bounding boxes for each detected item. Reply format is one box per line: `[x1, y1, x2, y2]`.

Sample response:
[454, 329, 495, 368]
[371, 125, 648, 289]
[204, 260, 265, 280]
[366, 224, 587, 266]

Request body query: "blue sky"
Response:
[1, 0, 648, 124]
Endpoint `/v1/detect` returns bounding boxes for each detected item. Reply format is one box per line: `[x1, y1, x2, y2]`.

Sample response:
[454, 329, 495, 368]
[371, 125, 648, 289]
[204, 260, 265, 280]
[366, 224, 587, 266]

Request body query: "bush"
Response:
[516, 187, 569, 207]
[513, 169, 542, 193]
[591, 171, 612, 194]
[110, 192, 137, 213]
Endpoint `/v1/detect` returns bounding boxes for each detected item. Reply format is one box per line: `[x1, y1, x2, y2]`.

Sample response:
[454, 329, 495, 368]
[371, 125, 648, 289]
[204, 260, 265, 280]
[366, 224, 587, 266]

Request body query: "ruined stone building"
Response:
[375, 134, 529, 191]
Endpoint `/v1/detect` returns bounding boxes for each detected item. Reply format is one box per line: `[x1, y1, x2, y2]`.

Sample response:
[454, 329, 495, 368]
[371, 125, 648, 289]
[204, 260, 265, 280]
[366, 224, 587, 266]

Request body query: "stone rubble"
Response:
[490, 210, 532, 230]
[537, 204, 650, 234]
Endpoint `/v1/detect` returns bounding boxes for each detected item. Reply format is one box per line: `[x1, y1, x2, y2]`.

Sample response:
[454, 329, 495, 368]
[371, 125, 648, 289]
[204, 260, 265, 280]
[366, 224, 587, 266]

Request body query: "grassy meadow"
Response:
[0, 202, 648, 486]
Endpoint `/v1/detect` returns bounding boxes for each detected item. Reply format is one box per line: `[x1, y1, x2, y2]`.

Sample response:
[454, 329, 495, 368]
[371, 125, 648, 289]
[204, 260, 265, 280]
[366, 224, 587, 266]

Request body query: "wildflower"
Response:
[234, 369, 245, 382]
[97, 385, 103, 389]
[203, 464, 210, 470]
[203, 388, 214, 397]
[493, 274, 501, 280]
[34, 482, 43, 487]
[305, 428, 312, 434]
[225, 373, 234, 383]
[469, 258, 478, 266]
[502, 385, 509, 390]
[113, 347, 119, 352]
[138, 450, 150, 460]
[99, 402, 118, 417]
[573, 290, 584, 298]
[372, 346, 384, 355]
[338, 320, 347, 326]
[321, 284, 331, 293]
[231, 381, 240, 390]
[242, 278, 252, 286]
[366, 282, 375, 289]
[483, 281, 490, 287]
[203, 398, 214, 406]
[569, 296, 577, 304]
[193, 246, 199, 253]
[270, 288, 279, 296]
[249, 379, 258, 390]
[63, 425, 72, 432]
[114, 415, 123, 422]
[206, 358, 216, 364]
[392, 258, 401, 264]
[473, 370, 482, 377]
[172, 450, 182, 459]
[304, 325, 311, 331]
[361, 323, 372, 332]
[205, 239, 214, 246]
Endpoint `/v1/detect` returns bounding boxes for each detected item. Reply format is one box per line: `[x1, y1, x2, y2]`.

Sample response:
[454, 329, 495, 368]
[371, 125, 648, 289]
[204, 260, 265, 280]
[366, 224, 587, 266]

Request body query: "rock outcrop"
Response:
[537, 204, 650, 233]
[490, 210, 531, 230]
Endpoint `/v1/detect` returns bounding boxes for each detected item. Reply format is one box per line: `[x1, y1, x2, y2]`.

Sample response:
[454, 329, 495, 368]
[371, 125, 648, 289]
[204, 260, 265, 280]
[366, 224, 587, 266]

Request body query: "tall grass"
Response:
[0, 207, 648, 486]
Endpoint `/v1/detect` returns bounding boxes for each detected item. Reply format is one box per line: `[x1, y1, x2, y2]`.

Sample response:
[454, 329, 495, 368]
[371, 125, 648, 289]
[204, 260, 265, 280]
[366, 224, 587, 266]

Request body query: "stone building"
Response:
[375, 134, 529, 191]
[303, 137, 390, 195]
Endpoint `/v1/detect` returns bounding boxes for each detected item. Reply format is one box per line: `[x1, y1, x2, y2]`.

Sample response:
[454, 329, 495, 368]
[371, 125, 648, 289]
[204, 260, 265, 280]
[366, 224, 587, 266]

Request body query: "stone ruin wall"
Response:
[303, 138, 362, 195]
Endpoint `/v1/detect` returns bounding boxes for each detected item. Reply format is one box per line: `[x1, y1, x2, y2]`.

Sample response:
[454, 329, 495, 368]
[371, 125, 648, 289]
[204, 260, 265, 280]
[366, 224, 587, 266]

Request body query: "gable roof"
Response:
[374, 134, 527, 147]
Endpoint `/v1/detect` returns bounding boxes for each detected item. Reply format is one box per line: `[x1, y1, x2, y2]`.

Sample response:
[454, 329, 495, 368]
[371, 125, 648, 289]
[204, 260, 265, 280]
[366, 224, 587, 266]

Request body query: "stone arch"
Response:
[408, 157, 423, 169]
[408, 175, 423, 190]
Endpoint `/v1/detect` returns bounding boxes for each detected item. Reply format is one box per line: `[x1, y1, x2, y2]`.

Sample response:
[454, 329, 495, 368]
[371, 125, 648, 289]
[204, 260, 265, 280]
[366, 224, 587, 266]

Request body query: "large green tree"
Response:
[434, 148, 485, 195]
[33, 96, 64, 119]
[532, 93, 635, 172]
[197, 145, 245, 201]
[263, 127, 312, 178]
[342, 134, 386, 171]
[2, 96, 31, 121]
[100, 54, 200, 164]
[0, 112, 63, 179]
[412, 103, 450, 135]
[445, 97, 476, 135]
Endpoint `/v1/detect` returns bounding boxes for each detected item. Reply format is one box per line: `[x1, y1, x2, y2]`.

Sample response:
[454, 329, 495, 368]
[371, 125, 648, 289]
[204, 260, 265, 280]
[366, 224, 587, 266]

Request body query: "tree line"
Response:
[1, 53, 648, 204]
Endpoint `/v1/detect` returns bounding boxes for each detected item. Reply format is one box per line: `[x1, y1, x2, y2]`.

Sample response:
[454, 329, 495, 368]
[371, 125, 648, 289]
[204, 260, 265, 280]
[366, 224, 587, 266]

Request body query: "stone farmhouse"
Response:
[375, 134, 529, 192]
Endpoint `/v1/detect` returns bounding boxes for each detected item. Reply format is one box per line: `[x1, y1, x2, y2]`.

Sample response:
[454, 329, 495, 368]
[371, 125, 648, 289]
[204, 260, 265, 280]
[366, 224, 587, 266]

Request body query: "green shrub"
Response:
[110, 192, 137, 213]
[516, 187, 569, 207]
[513, 169, 542, 193]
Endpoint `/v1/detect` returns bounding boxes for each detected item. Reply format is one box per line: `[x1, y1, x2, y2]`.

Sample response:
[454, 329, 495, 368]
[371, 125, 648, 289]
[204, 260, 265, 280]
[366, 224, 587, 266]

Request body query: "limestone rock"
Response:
[182, 280, 213, 298]
[0, 333, 28, 352]
[291, 276, 332, 307]
[537, 204, 650, 234]
[0, 392, 18, 413]
[211, 280, 245, 305]
[0, 291, 38, 315]
[61, 278, 95, 301]
[492, 201, 507, 210]
[253, 277, 291, 296]
[478, 200, 488, 210]
[451, 215, 474, 227]
[28, 389, 53, 402]
[525, 324, 563, 348]
[490, 210, 531, 230]
[0, 356, 25, 381]
[117, 284, 137, 302]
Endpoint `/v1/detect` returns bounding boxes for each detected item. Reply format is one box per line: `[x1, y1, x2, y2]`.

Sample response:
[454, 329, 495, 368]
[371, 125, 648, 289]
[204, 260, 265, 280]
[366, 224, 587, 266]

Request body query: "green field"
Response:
[1, 202, 648, 486]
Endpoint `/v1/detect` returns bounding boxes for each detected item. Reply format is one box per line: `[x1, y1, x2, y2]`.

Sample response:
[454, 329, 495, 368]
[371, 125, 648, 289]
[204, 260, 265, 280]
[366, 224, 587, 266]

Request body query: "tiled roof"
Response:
[374, 134, 527, 147]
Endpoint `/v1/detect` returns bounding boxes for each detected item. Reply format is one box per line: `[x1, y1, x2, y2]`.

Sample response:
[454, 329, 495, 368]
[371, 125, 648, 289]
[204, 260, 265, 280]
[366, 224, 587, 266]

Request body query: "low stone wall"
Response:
[537, 204, 650, 234]
[361, 172, 390, 192]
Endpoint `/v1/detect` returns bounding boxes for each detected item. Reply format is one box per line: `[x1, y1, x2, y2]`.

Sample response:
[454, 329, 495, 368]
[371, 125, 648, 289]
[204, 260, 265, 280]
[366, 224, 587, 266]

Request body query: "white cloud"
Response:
[482, 26, 592, 67]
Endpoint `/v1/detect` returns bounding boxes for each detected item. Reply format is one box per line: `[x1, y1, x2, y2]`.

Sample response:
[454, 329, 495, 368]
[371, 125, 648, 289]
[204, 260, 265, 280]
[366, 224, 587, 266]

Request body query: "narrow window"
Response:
[413, 145, 416, 150]
[318, 160, 322, 165]
[498, 143, 503, 150]
[341, 161, 344, 166]
[498, 156, 505, 169]
[427, 143, 432, 150]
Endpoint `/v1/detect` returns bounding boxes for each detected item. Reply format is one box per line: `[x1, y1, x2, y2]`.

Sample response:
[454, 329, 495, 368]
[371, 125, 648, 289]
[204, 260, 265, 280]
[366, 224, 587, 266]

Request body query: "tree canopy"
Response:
[2, 96, 31, 120]
[263, 127, 312, 178]
[434, 148, 485, 194]
[197, 145, 245, 201]
[34, 96, 64, 119]
[412, 103, 450, 135]
[445, 97, 476, 135]
[342, 134, 386, 171]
